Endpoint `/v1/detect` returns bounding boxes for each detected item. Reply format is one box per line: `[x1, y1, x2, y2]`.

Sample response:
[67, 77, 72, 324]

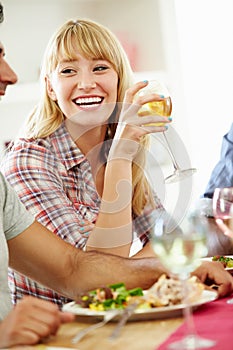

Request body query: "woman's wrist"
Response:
[108, 138, 139, 162]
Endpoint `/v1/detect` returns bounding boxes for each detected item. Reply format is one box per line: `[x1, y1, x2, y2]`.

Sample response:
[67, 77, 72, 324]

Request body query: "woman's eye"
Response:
[93, 65, 109, 72]
[60, 68, 76, 75]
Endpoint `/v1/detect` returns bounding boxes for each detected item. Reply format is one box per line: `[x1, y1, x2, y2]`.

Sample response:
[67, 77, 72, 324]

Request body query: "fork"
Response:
[71, 309, 120, 344]
[108, 302, 139, 340]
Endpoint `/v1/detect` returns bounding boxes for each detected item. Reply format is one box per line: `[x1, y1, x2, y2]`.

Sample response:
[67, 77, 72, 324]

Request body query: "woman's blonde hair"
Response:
[21, 18, 155, 215]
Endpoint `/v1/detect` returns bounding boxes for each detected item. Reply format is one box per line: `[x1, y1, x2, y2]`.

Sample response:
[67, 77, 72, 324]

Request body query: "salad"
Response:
[75, 282, 143, 311]
[212, 255, 233, 268]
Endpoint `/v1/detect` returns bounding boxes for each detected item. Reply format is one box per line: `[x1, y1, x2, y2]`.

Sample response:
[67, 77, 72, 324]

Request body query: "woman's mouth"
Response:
[73, 96, 104, 109]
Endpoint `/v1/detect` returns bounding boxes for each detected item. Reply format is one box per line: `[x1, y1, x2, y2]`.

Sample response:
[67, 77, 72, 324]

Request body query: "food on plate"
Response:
[75, 282, 143, 311]
[212, 255, 233, 268]
[146, 274, 204, 306]
[75, 275, 204, 311]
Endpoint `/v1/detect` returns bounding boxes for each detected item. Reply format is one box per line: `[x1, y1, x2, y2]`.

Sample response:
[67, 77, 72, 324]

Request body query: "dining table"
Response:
[31, 292, 233, 350]
[20, 217, 233, 350]
[35, 315, 183, 350]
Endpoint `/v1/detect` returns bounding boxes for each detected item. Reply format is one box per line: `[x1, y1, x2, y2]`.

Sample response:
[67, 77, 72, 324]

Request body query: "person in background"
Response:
[203, 123, 233, 199]
[1, 17, 173, 306]
[195, 123, 233, 219]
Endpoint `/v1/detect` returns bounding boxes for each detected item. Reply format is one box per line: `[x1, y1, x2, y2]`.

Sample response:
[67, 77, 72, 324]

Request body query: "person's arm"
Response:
[0, 296, 74, 348]
[86, 81, 171, 255]
[8, 220, 233, 299]
[8, 220, 165, 297]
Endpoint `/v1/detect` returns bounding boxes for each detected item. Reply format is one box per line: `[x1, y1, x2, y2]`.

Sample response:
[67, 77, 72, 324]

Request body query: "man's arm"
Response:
[8, 221, 165, 298]
[8, 220, 233, 299]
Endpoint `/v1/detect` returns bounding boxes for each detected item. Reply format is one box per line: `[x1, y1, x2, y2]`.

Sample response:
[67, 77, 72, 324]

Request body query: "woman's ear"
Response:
[45, 75, 57, 101]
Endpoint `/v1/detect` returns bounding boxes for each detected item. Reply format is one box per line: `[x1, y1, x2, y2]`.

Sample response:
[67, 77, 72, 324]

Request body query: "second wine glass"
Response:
[212, 187, 233, 305]
[137, 80, 196, 184]
[213, 187, 233, 230]
[151, 214, 216, 349]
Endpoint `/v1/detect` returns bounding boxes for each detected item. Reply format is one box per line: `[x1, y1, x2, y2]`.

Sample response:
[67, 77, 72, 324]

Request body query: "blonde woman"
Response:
[2, 18, 171, 306]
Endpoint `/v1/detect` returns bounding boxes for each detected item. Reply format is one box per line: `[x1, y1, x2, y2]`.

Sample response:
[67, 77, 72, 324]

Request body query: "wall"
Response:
[0, 0, 171, 151]
[2, 0, 231, 214]
[1, 0, 165, 83]
[174, 0, 233, 201]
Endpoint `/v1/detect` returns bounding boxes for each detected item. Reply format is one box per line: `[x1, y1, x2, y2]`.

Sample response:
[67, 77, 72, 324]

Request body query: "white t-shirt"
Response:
[0, 172, 34, 320]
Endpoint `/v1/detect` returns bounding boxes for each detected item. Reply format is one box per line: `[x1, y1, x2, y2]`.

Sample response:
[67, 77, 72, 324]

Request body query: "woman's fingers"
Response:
[123, 80, 149, 104]
[124, 80, 164, 107]
[79, 220, 95, 236]
[120, 81, 172, 128]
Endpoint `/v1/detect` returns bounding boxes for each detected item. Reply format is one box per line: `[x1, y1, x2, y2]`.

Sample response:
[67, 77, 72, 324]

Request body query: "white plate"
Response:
[62, 290, 217, 321]
[201, 255, 233, 273]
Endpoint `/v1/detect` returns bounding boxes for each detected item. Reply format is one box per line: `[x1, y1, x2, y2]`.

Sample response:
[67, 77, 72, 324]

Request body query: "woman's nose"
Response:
[77, 78, 96, 90]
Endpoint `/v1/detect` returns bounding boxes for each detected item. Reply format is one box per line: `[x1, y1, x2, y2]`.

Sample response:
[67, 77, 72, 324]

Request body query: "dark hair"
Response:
[0, 3, 3, 23]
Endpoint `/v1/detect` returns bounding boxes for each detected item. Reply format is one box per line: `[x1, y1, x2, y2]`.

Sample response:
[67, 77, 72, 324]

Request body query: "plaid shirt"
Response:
[1, 123, 163, 306]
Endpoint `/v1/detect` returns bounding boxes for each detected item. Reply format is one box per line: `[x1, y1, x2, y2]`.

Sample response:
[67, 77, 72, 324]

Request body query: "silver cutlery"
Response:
[109, 302, 139, 340]
[71, 308, 120, 344]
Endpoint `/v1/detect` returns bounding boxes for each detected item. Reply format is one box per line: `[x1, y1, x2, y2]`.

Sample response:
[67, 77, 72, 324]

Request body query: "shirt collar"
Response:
[50, 122, 86, 170]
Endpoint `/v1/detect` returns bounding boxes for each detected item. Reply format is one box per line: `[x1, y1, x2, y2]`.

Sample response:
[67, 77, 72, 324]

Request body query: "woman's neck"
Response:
[75, 124, 107, 156]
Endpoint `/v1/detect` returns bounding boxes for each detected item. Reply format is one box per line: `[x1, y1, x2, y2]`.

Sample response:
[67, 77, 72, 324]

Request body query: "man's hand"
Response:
[0, 296, 74, 348]
[192, 260, 233, 298]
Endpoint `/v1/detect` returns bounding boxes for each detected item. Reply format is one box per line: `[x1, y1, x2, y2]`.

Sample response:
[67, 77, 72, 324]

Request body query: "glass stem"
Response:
[181, 274, 197, 341]
[162, 131, 180, 171]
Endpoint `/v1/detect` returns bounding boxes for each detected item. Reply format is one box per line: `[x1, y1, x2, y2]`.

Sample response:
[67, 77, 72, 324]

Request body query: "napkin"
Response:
[156, 295, 233, 350]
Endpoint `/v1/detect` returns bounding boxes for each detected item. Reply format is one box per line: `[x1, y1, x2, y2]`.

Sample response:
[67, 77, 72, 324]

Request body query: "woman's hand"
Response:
[109, 81, 172, 161]
[79, 219, 95, 237]
[0, 296, 74, 348]
[120, 80, 172, 136]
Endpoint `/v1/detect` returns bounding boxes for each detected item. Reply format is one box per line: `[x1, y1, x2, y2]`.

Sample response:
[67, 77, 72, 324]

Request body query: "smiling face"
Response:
[46, 50, 118, 126]
[0, 41, 18, 97]
[28, 19, 134, 140]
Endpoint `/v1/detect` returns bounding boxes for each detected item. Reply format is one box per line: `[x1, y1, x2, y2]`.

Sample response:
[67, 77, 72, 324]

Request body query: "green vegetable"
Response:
[81, 283, 144, 311]
[128, 287, 143, 296]
[109, 282, 125, 290]
[212, 255, 233, 268]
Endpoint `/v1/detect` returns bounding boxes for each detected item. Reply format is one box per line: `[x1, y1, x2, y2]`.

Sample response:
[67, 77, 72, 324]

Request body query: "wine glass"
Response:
[212, 187, 233, 305]
[137, 80, 196, 184]
[151, 214, 216, 349]
[213, 187, 233, 229]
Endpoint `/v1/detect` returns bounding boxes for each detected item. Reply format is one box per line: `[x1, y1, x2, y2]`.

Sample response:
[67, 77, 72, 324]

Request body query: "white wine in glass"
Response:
[137, 80, 196, 184]
[151, 215, 216, 349]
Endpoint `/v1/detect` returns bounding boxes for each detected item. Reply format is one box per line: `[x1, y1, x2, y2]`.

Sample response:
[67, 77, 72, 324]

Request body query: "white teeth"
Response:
[74, 97, 102, 105]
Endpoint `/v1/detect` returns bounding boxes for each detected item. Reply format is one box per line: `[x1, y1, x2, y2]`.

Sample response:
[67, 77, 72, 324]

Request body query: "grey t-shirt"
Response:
[0, 172, 34, 320]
